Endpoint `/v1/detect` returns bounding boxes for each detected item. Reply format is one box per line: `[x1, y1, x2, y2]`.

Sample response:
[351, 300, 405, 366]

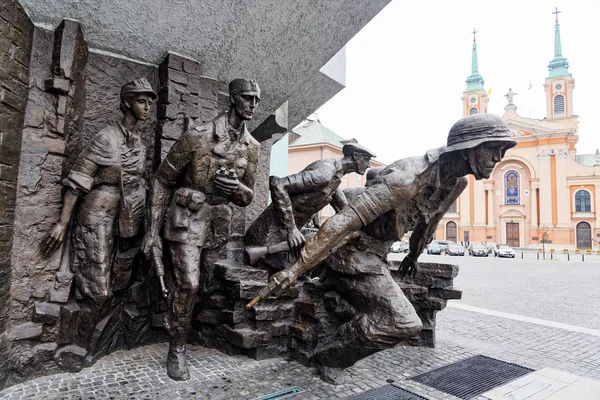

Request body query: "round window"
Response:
[556, 83, 563, 90]
[470, 97, 476, 103]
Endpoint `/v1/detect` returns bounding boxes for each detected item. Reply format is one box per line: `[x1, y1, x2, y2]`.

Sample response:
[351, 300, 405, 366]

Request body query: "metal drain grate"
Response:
[254, 387, 304, 400]
[345, 385, 428, 400]
[409, 355, 534, 399]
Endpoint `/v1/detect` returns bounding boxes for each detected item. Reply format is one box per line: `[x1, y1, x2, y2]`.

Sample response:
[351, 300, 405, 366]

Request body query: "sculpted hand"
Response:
[286, 226, 306, 259]
[399, 254, 420, 278]
[40, 222, 67, 258]
[269, 267, 297, 293]
[245, 267, 299, 309]
[215, 174, 240, 197]
[141, 234, 162, 258]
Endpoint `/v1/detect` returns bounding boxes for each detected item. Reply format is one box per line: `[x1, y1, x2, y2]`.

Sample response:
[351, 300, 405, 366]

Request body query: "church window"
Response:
[447, 200, 458, 214]
[575, 190, 591, 212]
[469, 107, 478, 115]
[505, 170, 520, 205]
[446, 221, 457, 242]
[553, 94, 565, 116]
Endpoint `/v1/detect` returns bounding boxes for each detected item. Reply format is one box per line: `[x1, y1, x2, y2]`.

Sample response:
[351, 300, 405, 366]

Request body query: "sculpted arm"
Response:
[270, 165, 334, 258]
[41, 131, 113, 258]
[330, 188, 349, 213]
[230, 144, 258, 207]
[401, 177, 468, 276]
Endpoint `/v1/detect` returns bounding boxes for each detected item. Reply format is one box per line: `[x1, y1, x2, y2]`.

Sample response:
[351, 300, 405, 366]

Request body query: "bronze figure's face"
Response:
[129, 93, 154, 121]
[232, 91, 260, 120]
[353, 152, 372, 175]
[467, 142, 506, 180]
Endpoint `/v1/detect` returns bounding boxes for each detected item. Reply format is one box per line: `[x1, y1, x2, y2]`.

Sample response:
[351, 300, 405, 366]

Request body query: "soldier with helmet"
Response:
[244, 140, 376, 268]
[142, 79, 261, 380]
[247, 114, 516, 382]
[41, 78, 156, 304]
[40, 78, 156, 362]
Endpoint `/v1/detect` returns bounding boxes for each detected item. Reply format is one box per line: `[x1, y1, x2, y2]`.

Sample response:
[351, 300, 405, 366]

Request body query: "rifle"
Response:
[245, 277, 285, 309]
[245, 231, 361, 309]
[151, 246, 169, 298]
[243, 241, 289, 265]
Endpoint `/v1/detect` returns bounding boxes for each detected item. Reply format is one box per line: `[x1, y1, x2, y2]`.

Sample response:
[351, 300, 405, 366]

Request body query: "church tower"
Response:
[545, 8, 575, 119]
[462, 28, 489, 117]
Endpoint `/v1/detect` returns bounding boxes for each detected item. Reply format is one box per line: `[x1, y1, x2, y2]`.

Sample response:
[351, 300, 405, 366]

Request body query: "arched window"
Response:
[575, 190, 591, 212]
[505, 170, 520, 205]
[446, 221, 457, 243]
[553, 95, 565, 116]
[469, 107, 478, 115]
[576, 222, 592, 249]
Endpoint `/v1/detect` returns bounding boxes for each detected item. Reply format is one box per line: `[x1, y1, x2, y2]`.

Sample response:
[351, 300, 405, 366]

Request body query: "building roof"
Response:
[289, 120, 346, 148]
[575, 153, 597, 167]
[548, 17, 571, 79]
[465, 32, 485, 92]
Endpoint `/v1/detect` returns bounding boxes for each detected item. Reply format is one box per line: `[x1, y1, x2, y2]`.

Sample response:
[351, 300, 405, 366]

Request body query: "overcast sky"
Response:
[316, 0, 600, 165]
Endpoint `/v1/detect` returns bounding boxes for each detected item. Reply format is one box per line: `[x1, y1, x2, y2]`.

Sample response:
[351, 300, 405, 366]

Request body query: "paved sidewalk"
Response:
[1, 305, 599, 399]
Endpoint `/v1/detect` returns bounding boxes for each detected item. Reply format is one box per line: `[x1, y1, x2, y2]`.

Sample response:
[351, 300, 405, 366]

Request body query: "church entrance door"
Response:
[576, 222, 592, 250]
[506, 222, 519, 247]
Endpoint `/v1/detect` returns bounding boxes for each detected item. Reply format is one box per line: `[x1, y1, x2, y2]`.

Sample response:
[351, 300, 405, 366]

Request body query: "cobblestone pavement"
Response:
[3, 256, 599, 399]
[2, 305, 599, 400]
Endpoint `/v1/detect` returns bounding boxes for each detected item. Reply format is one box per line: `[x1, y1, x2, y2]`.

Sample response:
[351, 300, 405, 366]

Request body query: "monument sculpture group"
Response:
[0, 17, 516, 388]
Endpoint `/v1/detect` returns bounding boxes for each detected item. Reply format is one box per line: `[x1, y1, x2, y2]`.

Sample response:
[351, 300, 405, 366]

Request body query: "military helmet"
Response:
[120, 78, 156, 99]
[365, 166, 383, 186]
[442, 114, 516, 154]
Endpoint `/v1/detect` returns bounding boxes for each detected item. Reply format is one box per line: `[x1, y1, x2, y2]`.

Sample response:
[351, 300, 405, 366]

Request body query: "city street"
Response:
[411, 253, 600, 330]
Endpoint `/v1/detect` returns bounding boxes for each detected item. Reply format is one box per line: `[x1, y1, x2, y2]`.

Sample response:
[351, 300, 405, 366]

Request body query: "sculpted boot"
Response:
[166, 340, 189, 381]
[165, 312, 191, 381]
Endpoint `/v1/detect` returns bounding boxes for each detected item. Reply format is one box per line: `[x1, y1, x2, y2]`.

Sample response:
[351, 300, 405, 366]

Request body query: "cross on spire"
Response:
[472, 27, 478, 43]
[552, 7, 561, 24]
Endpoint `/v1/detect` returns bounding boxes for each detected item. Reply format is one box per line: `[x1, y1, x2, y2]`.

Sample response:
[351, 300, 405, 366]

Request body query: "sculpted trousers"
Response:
[165, 242, 202, 345]
[313, 267, 422, 369]
[298, 182, 396, 273]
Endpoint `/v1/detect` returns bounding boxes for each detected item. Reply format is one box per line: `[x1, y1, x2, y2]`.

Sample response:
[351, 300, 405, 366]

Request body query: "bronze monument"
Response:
[245, 141, 375, 268]
[142, 79, 261, 380]
[40, 78, 156, 360]
[246, 114, 516, 382]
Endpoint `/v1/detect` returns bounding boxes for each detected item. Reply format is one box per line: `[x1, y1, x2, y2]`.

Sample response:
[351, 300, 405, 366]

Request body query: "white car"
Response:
[495, 245, 516, 258]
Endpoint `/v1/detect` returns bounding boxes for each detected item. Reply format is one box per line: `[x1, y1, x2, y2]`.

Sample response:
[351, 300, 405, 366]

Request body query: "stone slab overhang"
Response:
[17, 0, 391, 130]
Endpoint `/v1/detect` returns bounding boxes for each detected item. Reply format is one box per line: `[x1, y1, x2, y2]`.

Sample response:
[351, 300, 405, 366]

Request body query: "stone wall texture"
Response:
[0, 0, 33, 334]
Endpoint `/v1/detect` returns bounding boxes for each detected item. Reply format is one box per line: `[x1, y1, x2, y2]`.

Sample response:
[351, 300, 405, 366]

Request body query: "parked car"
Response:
[446, 243, 465, 256]
[432, 240, 454, 252]
[469, 243, 488, 257]
[427, 242, 442, 255]
[390, 241, 409, 253]
[495, 244, 516, 258]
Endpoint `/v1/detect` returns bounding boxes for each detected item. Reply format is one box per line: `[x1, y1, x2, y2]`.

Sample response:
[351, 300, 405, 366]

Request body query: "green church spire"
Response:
[547, 7, 571, 78]
[465, 28, 485, 92]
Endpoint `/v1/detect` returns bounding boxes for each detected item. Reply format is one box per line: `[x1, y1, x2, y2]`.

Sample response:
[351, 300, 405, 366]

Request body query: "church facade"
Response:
[436, 15, 600, 250]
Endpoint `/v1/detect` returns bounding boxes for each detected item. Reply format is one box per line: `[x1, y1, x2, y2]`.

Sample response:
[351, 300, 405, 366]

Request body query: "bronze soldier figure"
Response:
[143, 79, 260, 380]
[247, 115, 516, 380]
[41, 78, 155, 304]
[251, 114, 516, 295]
[40, 78, 155, 361]
[245, 141, 375, 267]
